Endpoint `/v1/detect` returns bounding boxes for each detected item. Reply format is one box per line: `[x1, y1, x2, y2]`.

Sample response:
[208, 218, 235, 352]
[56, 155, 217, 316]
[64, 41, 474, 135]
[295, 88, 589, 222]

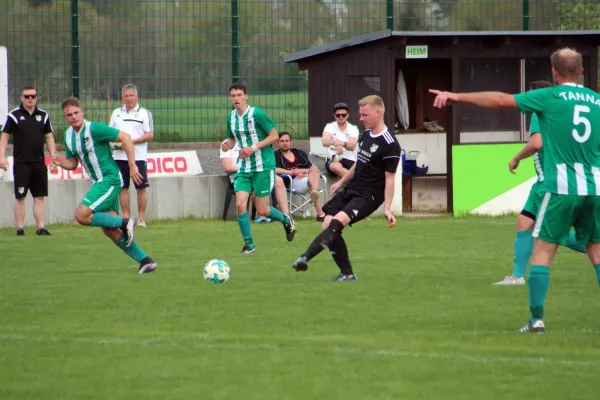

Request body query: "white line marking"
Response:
[0, 332, 596, 367]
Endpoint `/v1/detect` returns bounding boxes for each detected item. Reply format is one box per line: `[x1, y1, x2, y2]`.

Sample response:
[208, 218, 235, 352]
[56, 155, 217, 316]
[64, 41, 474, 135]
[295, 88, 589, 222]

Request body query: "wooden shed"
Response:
[283, 30, 600, 214]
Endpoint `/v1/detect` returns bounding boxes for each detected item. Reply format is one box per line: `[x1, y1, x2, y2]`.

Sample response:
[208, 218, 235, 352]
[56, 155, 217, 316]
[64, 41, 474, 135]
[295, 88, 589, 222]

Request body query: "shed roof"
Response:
[283, 29, 600, 63]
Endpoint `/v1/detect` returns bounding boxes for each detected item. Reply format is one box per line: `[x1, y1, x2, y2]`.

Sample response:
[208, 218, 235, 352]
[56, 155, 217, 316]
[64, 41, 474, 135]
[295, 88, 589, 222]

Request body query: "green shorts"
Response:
[522, 181, 545, 218]
[81, 182, 121, 213]
[233, 169, 275, 198]
[533, 192, 600, 246]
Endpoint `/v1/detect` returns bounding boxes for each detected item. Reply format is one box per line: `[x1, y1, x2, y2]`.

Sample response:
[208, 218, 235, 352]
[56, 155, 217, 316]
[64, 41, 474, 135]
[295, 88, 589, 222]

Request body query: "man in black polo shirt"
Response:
[0, 86, 57, 236]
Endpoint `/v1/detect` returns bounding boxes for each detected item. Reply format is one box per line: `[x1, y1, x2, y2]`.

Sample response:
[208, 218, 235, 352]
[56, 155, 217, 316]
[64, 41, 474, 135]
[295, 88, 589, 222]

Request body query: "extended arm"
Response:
[509, 134, 542, 174]
[430, 89, 517, 109]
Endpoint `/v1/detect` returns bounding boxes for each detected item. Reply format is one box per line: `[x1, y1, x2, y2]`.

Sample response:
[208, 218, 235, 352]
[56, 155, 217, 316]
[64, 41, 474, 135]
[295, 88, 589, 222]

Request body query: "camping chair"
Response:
[279, 165, 328, 218]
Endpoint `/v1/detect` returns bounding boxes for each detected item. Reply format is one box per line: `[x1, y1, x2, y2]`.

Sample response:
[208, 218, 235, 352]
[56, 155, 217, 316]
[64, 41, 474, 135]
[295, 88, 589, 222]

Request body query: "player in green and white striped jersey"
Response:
[494, 81, 585, 287]
[52, 97, 157, 274]
[430, 48, 600, 333]
[221, 83, 296, 253]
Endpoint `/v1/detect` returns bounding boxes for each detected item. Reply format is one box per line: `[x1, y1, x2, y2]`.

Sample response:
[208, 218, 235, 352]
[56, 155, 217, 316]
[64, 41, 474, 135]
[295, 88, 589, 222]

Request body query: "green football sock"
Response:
[237, 212, 254, 247]
[512, 230, 534, 278]
[594, 265, 600, 287]
[267, 206, 289, 224]
[565, 231, 586, 253]
[90, 212, 124, 229]
[528, 265, 551, 321]
[114, 234, 147, 263]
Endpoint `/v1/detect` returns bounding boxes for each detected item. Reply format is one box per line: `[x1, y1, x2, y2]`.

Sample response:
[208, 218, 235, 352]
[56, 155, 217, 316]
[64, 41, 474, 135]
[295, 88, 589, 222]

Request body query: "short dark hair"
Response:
[22, 86, 36, 93]
[61, 97, 81, 110]
[529, 80, 552, 90]
[333, 102, 348, 113]
[228, 83, 247, 94]
[278, 131, 291, 140]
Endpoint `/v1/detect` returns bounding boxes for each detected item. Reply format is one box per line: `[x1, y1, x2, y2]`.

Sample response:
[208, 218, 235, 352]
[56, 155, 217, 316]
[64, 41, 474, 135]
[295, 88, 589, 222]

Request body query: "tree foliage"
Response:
[3, 0, 592, 102]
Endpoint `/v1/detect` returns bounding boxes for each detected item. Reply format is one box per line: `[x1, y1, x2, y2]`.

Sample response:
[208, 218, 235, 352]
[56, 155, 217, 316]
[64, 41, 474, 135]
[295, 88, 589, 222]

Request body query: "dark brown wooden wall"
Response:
[307, 43, 395, 137]
[304, 35, 599, 138]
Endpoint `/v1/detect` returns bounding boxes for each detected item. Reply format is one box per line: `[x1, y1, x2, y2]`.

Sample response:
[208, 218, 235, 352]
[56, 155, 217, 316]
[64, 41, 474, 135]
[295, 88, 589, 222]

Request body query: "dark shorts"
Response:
[325, 158, 355, 174]
[322, 188, 381, 225]
[13, 161, 48, 199]
[116, 160, 149, 189]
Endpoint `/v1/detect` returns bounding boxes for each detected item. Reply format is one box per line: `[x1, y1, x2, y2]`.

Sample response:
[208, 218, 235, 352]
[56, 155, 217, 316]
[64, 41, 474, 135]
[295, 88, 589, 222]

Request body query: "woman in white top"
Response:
[321, 102, 360, 178]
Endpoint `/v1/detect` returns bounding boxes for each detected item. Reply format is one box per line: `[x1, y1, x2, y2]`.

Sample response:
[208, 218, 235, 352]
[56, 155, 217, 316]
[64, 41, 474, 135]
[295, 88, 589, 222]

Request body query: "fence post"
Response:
[522, 0, 529, 31]
[231, 0, 239, 83]
[71, 0, 79, 97]
[386, 0, 394, 30]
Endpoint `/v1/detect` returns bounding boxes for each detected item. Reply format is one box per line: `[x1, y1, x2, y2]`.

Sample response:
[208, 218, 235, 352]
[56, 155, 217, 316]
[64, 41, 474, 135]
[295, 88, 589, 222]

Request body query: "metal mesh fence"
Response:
[1, 0, 597, 142]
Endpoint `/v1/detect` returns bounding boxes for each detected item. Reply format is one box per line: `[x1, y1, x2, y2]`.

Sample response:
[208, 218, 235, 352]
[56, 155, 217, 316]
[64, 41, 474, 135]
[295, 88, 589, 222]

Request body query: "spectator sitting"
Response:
[219, 139, 290, 223]
[274, 131, 325, 221]
[321, 102, 359, 178]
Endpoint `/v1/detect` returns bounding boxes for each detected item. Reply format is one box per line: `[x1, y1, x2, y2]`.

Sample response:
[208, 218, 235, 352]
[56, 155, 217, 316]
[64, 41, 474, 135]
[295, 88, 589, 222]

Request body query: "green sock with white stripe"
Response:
[114, 234, 148, 263]
[594, 265, 600, 287]
[267, 206, 289, 224]
[90, 212, 124, 229]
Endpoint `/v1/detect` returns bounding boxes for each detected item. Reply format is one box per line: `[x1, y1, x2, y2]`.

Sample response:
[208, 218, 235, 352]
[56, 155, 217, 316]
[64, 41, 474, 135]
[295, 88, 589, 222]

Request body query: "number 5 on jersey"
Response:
[573, 105, 591, 143]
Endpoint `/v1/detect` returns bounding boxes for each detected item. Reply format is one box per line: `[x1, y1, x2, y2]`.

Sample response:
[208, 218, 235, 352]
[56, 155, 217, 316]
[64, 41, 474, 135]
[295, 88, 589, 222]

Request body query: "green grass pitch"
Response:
[1, 216, 599, 399]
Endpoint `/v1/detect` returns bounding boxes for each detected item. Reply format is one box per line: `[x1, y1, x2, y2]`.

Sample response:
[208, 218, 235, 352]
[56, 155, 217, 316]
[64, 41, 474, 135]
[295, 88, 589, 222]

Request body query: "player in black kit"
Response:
[292, 95, 401, 281]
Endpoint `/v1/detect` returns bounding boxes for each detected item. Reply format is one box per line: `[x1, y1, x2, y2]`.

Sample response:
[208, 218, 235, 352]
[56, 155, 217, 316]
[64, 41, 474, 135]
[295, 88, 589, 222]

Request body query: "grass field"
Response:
[33, 92, 309, 143]
[1, 216, 599, 399]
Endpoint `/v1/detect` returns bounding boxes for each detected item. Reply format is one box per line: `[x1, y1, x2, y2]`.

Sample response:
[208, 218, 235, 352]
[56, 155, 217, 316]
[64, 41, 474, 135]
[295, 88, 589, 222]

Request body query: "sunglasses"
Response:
[23, 94, 37, 99]
[334, 113, 348, 118]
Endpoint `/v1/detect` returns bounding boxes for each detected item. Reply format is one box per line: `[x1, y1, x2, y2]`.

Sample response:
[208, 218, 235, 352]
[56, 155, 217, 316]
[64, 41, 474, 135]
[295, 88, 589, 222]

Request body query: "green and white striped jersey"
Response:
[529, 113, 544, 182]
[515, 84, 600, 196]
[64, 120, 123, 186]
[227, 106, 276, 172]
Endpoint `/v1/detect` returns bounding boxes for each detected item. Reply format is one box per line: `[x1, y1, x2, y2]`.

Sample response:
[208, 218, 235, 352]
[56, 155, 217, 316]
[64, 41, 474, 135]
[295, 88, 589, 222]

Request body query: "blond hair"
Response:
[358, 95, 385, 114]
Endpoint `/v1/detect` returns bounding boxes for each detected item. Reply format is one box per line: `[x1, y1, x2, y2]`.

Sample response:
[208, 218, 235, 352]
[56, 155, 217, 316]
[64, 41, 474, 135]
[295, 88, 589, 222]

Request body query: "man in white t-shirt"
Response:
[109, 84, 154, 228]
[219, 139, 290, 222]
[322, 102, 360, 178]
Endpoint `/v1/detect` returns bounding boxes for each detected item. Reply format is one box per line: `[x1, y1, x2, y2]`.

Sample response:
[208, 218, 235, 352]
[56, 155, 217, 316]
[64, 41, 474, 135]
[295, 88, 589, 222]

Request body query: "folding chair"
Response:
[279, 166, 328, 218]
[222, 174, 256, 221]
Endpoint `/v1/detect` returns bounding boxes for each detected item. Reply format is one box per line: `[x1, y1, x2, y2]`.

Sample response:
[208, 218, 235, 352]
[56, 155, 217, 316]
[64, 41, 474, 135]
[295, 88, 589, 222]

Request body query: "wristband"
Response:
[251, 144, 258, 152]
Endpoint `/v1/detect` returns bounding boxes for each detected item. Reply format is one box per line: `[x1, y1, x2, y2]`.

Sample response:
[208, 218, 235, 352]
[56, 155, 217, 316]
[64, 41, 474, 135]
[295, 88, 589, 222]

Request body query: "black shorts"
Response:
[116, 160, 149, 189]
[13, 161, 48, 199]
[325, 158, 355, 174]
[322, 188, 381, 225]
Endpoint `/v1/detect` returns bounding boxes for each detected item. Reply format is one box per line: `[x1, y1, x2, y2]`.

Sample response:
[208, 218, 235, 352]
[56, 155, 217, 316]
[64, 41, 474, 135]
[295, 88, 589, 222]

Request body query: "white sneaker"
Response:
[137, 220, 147, 228]
[493, 275, 525, 286]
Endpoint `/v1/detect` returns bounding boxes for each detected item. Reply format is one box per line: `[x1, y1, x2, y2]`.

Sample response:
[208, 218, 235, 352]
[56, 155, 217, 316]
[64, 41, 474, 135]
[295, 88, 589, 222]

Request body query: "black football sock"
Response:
[329, 234, 353, 275]
[302, 219, 345, 261]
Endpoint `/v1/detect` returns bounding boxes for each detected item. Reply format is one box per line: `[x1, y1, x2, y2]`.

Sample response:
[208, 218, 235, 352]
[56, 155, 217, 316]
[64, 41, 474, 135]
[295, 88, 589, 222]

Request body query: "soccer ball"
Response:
[203, 259, 231, 284]
[327, 145, 343, 163]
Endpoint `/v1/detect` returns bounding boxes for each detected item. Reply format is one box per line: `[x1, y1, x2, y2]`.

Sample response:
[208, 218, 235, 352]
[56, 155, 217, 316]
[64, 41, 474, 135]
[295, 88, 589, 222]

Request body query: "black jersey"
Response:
[345, 128, 401, 200]
[2, 104, 53, 162]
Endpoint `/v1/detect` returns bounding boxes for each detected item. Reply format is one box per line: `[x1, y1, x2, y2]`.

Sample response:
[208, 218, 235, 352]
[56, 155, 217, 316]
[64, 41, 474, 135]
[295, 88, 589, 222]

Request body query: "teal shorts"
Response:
[522, 181, 545, 218]
[533, 192, 600, 246]
[233, 169, 275, 198]
[81, 182, 121, 213]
